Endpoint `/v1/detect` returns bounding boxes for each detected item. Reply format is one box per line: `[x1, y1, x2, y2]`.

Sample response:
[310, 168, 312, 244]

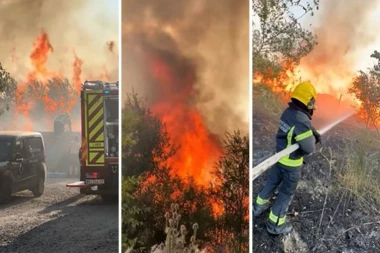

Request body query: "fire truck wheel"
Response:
[0, 181, 11, 204]
[32, 176, 45, 197]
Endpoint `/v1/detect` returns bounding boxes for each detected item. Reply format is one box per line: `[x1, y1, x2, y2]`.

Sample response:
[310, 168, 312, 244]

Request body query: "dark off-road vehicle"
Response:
[0, 131, 46, 204]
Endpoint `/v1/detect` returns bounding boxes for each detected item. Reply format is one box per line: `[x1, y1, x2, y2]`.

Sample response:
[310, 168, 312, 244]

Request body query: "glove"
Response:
[311, 127, 321, 144]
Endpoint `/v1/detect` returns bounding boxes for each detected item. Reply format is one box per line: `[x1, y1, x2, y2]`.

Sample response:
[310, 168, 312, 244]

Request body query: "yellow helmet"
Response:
[291, 81, 317, 110]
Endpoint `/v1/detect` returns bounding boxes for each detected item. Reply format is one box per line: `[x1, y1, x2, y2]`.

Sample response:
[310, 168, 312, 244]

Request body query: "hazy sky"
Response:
[254, 1, 380, 72]
[294, 1, 380, 71]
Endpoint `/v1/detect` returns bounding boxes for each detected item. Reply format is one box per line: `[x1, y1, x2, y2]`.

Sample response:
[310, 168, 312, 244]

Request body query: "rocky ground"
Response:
[0, 178, 118, 253]
[252, 110, 380, 253]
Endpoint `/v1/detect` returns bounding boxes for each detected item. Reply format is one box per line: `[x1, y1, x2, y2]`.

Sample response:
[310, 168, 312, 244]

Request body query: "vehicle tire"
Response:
[32, 175, 45, 197]
[0, 181, 12, 204]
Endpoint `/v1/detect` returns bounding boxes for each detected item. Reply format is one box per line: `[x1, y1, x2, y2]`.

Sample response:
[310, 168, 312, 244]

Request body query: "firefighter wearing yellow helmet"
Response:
[253, 81, 321, 235]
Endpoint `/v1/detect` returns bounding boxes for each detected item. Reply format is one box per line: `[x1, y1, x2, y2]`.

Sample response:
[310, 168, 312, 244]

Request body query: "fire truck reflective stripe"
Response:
[88, 94, 102, 109]
[96, 133, 104, 142]
[88, 103, 104, 142]
[89, 118, 103, 139]
[89, 123, 104, 141]
[85, 91, 105, 167]
[89, 112, 104, 132]
[89, 106, 103, 125]
[89, 102, 103, 124]
[92, 129, 104, 142]
[89, 151, 104, 164]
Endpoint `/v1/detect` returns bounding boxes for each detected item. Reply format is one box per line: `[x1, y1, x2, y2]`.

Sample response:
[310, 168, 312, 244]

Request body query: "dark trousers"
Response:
[258, 162, 301, 222]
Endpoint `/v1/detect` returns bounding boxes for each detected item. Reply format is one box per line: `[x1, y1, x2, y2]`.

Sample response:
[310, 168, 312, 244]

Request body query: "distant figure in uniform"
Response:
[54, 112, 72, 135]
[68, 136, 81, 177]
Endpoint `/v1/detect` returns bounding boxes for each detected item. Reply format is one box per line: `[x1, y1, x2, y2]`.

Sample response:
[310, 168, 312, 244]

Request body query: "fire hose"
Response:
[252, 112, 355, 181]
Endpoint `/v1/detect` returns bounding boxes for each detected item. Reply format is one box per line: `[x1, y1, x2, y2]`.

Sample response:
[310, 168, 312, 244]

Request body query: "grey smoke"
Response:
[122, 0, 249, 136]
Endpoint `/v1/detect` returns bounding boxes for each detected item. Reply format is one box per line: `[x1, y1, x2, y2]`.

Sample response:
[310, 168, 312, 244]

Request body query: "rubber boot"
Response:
[253, 202, 270, 217]
[266, 220, 293, 235]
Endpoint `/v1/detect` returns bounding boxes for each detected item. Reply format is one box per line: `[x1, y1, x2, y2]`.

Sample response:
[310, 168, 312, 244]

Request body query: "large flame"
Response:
[123, 0, 248, 221]
[0, 0, 119, 132]
[147, 53, 222, 185]
[4, 30, 115, 132]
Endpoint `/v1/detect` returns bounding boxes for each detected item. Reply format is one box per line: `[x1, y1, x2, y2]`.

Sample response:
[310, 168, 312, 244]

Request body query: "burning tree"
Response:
[24, 77, 79, 114]
[122, 92, 249, 252]
[252, 0, 319, 89]
[349, 51, 380, 132]
[0, 63, 17, 116]
[252, 0, 319, 115]
[122, 92, 177, 177]
[122, 92, 214, 251]
[211, 131, 249, 253]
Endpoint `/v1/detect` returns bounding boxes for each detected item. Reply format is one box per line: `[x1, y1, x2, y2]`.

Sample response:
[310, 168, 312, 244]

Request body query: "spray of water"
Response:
[318, 111, 355, 135]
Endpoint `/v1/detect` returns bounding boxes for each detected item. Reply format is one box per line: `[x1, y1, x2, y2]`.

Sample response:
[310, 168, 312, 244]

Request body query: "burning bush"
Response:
[122, 92, 249, 253]
[26, 77, 79, 114]
[349, 51, 380, 132]
[252, 0, 318, 80]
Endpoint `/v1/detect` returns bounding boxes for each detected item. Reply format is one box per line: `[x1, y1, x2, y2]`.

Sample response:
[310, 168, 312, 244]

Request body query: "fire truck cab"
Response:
[66, 81, 119, 200]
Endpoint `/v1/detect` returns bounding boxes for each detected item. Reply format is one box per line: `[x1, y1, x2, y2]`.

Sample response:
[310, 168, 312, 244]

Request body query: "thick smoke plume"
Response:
[298, 0, 380, 95]
[0, 0, 119, 131]
[122, 0, 249, 137]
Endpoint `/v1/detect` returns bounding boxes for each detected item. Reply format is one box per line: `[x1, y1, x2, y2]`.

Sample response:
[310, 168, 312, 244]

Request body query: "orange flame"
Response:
[253, 59, 358, 128]
[147, 54, 222, 187]
[11, 30, 78, 130]
[72, 53, 83, 92]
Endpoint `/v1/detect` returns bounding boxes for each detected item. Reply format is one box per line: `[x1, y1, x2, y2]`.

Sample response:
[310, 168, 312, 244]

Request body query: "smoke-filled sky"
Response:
[122, 0, 249, 137]
[292, 0, 380, 94]
[0, 0, 119, 132]
[0, 0, 119, 82]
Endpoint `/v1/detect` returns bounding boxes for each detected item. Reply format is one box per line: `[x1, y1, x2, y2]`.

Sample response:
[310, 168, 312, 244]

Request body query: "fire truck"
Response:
[66, 80, 119, 200]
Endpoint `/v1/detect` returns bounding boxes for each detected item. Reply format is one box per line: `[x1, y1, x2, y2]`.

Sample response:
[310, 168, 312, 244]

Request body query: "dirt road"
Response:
[0, 178, 118, 253]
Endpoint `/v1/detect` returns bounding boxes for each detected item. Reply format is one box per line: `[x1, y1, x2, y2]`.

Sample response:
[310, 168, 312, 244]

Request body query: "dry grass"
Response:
[340, 130, 380, 203]
[252, 84, 284, 116]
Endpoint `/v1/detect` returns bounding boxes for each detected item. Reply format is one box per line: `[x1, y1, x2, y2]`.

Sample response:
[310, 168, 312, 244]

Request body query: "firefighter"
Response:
[253, 81, 321, 235]
[54, 112, 72, 135]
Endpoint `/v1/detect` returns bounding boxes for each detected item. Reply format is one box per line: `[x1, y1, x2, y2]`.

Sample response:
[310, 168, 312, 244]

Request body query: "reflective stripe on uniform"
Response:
[279, 156, 303, 167]
[256, 195, 269, 205]
[269, 210, 286, 225]
[294, 129, 313, 141]
[279, 127, 311, 167]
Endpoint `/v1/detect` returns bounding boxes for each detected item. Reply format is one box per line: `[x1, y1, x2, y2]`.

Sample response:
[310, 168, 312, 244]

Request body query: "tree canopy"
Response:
[0, 63, 17, 116]
[349, 50, 380, 131]
[252, 0, 319, 78]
